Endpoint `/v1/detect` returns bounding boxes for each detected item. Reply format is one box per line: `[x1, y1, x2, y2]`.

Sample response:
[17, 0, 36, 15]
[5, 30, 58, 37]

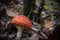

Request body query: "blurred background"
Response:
[0, 0, 60, 40]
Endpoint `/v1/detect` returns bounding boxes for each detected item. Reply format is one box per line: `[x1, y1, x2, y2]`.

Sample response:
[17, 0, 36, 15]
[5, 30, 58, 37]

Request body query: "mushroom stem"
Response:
[16, 26, 23, 39]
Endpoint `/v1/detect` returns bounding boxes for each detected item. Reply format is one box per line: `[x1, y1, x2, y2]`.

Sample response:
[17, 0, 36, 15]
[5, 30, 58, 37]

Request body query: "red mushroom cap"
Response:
[11, 15, 32, 29]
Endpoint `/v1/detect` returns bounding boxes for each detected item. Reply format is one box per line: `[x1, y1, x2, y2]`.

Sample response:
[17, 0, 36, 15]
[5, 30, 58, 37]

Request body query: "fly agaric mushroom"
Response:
[11, 15, 32, 39]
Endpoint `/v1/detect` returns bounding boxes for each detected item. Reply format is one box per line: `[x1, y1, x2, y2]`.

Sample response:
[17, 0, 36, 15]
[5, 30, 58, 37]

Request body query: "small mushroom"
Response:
[11, 15, 32, 39]
[44, 20, 52, 29]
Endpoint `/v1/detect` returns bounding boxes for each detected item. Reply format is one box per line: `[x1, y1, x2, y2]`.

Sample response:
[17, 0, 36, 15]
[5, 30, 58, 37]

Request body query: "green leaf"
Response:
[44, 5, 54, 10]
